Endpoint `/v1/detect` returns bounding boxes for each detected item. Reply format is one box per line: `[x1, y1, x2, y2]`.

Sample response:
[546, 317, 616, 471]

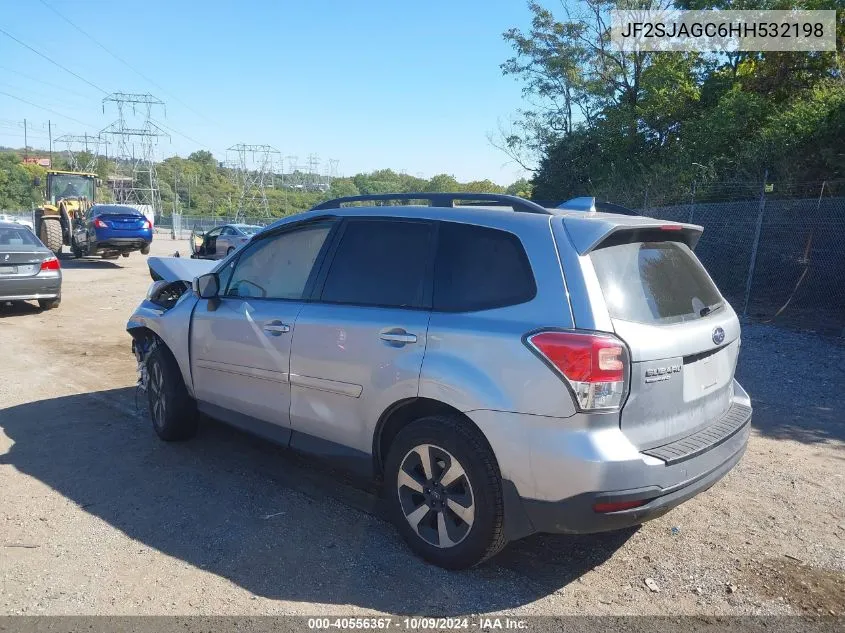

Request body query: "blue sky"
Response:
[0, 0, 536, 184]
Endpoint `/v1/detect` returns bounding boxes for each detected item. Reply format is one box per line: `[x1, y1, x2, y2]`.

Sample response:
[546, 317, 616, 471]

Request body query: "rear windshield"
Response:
[589, 240, 723, 324]
[0, 226, 41, 248]
[94, 206, 142, 216]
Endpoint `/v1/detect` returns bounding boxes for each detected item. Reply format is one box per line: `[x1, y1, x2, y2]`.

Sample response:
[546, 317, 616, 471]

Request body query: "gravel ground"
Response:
[0, 239, 843, 616]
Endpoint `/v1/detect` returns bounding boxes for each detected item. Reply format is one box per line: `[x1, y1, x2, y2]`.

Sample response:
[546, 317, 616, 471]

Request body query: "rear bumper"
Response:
[468, 379, 752, 539]
[520, 427, 747, 534]
[94, 228, 152, 250]
[0, 274, 62, 301]
[94, 237, 152, 250]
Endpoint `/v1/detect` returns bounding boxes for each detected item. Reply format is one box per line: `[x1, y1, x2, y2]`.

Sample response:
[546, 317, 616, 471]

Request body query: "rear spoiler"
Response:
[561, 215, 704, 255]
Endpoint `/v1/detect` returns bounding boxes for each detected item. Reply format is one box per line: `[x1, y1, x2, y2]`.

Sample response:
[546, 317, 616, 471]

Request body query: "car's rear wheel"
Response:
[384, 415, 506, 569]
[141, 244, 150, 255]
[38, 297, 60, 310]
[146, 346, 198, 441]
[227, 246, 235, 256]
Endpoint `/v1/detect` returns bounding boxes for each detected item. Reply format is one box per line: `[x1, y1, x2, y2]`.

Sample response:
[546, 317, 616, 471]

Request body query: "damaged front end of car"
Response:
[127, 256, 215, 394]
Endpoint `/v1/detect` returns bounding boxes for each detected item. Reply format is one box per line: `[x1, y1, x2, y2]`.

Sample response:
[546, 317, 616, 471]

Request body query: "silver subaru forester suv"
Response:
[128, 193, 751, 569]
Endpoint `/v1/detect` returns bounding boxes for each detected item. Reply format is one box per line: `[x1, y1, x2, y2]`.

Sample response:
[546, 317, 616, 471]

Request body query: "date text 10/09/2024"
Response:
[307, 617, 529, 630]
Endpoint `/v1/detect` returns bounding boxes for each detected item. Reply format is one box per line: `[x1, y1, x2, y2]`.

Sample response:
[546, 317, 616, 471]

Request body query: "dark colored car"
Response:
[71, 204, 153, 259]
[0, 221, 62, 309]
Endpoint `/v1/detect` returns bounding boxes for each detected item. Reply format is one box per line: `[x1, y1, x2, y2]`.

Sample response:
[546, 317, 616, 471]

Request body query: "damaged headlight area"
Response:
[146, 279, 192, 310]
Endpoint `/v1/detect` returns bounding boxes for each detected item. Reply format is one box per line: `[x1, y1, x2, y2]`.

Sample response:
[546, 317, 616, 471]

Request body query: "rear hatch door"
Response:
[587, 231, 740, 450]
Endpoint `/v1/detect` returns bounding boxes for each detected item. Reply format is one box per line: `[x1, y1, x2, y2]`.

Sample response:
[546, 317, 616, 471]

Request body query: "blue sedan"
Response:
[72, 204, 153, 259]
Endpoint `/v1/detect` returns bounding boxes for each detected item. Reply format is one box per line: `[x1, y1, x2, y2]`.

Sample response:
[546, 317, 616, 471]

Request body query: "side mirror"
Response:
[193, 273, 219, 299]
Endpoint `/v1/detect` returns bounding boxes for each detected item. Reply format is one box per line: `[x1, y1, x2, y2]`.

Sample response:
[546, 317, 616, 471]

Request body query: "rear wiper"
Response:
[699, 301, 723, 317]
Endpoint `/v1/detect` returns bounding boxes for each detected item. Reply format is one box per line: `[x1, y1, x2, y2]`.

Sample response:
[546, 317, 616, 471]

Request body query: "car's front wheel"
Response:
[384, 415, 506, 569]
[146, 346, 198, 441]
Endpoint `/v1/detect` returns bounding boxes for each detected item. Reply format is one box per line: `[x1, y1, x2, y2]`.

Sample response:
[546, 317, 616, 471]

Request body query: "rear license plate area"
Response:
[0, 266, 18, 274]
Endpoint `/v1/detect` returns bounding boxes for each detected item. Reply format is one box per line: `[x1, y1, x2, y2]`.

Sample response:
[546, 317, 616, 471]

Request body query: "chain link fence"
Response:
[152, 214, 271, 241]
[540, 179, 845, 336]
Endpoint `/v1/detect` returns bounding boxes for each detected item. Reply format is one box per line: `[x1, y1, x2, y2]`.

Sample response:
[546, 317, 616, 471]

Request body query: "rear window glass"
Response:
[0, 226, 40, 247]
[433, 222, 536, 312]
[590, 240, 723, 324]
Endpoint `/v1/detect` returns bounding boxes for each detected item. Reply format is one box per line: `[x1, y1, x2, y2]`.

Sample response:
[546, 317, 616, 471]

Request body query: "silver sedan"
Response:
[191, 224, 262, 260]
[0, 221, 62, 310]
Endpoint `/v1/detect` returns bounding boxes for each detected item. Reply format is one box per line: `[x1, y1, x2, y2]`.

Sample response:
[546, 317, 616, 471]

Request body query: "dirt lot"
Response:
[1, 238, 843, 617]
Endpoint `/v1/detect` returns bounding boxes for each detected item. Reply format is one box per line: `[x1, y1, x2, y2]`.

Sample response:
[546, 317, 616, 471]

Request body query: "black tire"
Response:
[146, 345, 198, 441]
[39, 218, 63, 255]
[71, 240, 83, 259]
[227, 246, 235, 256]
[141, 244, 150, 255]
[38, 297, 60, 310]
[121, 252, 130, 258]
[383, 415, 506, 569]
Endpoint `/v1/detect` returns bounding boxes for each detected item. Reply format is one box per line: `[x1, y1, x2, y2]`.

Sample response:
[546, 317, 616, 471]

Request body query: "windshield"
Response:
[50, 174, 94, 202]
[236, 225, 262, 235]
[590, 239, 724, 325]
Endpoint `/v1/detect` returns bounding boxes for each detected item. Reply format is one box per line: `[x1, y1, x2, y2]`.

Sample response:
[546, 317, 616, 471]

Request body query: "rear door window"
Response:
[590, 240, 723, 324]
[433, 222, 536, 312]
[319, 219, 434, 309]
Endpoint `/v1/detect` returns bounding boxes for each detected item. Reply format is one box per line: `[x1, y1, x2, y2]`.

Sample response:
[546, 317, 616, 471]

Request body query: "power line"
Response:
[150, 118, 213, 152]
[37, 0, 220, 126]
[0, 65, 95, 101]
[0, 90, 97, 129]
[0, 26, 107, 95]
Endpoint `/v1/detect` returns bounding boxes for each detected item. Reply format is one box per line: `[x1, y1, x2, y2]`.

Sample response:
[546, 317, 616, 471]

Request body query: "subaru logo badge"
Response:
[712, 327, 725, 345]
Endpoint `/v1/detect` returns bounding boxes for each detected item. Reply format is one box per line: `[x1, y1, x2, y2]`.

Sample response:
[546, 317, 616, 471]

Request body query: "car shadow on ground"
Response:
[58, 257, 123, 270]
[736, 326, 845, 445]
[0, 301, 44, 318]
[0, 388, 634, 614]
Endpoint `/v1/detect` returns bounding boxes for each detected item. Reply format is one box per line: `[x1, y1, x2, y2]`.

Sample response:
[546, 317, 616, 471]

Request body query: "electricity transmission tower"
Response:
[100, 92, 168, 212]
[54, 133, 105, 173]
[227, 143, 281, 220]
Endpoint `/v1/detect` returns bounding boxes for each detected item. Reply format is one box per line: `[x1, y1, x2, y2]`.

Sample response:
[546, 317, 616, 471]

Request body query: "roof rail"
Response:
[311, 192, 552, 215]
[557, 197, 640, 217]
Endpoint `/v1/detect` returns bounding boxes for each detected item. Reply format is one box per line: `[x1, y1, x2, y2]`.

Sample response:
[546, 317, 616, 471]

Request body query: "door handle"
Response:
[263, 321, 290, 335]
[379, 328, 417, 345]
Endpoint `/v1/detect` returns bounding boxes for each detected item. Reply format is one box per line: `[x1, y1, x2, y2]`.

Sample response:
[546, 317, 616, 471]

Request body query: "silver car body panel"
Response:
[148, 256, 215, 282]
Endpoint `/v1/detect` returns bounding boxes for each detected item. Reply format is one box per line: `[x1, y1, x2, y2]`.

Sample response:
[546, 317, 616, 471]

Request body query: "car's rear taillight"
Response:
[40, 256, 60, 271]
[526, 330, 628, 411]
[142, 219, 151, 229]
[93, 218, 108, 228]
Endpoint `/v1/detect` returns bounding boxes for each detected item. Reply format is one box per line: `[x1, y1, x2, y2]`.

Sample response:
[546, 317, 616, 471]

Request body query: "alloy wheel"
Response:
[148, 361, 166, 428]
[397, 444, 475, 548]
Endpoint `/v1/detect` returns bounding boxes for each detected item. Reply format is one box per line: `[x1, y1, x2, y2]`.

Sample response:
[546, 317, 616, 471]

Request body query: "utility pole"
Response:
[23, 118, 28, 159]
[743, 169, 769, 317]
[48, 120, 53, 164]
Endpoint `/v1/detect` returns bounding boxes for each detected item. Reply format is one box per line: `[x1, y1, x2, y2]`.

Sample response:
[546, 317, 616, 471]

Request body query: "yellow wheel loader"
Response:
[34, 170, 98, 256]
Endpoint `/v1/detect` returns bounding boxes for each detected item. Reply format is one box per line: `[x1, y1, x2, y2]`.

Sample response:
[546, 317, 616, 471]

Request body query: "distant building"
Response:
[24, 157, 51, 168]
